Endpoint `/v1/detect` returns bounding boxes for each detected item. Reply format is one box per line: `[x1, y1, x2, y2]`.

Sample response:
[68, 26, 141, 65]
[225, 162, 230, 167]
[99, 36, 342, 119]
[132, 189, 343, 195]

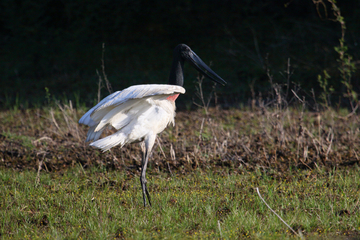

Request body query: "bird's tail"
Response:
[85, 125, 105, 142]
[89, 131, 127, 152]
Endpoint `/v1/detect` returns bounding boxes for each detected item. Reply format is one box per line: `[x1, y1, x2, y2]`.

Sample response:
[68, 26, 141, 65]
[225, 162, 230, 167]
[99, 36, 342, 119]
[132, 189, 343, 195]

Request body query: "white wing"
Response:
[79, 84, 185, 143]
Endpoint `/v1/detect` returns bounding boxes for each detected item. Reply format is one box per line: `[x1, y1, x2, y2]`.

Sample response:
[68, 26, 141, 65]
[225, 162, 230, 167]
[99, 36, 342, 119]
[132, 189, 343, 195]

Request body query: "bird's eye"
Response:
[181, 49, 191, 59]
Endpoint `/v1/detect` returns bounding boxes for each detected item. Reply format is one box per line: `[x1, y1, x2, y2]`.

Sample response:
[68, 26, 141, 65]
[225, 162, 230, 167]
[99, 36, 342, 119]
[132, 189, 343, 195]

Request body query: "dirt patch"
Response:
[1, 108, 359, 174]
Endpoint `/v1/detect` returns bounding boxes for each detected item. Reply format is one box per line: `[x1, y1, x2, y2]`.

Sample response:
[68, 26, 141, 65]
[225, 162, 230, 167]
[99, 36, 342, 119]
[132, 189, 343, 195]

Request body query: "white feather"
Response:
[79, 84, 185, 151]
[79, 84, 184, 126]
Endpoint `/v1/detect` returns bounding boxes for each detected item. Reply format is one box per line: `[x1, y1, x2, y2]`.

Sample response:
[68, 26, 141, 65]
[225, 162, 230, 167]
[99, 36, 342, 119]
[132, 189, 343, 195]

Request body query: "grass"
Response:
[1, 100, 360, 239]
[1, 165, 359, 239]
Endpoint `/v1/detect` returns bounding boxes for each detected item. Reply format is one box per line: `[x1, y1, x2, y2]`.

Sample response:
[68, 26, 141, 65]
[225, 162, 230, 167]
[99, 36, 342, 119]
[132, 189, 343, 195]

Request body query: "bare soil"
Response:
[1, 107, 359, 175]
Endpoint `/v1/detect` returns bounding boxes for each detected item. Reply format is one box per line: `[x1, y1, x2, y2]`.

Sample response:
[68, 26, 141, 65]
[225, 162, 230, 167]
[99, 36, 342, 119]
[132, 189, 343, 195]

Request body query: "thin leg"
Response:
[140, 148, 152, 207]
[140, 134, 156, 207]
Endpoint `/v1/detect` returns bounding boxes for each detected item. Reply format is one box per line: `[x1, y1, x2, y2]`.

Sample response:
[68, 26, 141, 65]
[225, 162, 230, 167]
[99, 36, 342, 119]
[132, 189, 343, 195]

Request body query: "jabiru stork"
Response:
[79, 44, 226, 207]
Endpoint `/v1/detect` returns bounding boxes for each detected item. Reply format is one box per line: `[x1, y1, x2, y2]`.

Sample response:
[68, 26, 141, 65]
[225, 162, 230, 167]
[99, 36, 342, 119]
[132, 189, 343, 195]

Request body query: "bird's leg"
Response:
[140, 135, 155, 207]
[140, 148, 151, 207]
[140, 149, 152, 207]
[142, 162, 152, 207]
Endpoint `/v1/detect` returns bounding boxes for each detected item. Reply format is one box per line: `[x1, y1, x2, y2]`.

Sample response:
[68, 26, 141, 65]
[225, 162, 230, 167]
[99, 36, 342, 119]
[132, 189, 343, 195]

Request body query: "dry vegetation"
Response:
[1, 97, 360, 238]
[1, 100, 359, 175]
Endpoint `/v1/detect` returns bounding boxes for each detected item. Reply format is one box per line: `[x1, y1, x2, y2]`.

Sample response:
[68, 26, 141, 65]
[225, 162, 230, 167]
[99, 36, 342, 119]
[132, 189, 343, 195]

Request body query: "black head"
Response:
[169, 44, 227, 86]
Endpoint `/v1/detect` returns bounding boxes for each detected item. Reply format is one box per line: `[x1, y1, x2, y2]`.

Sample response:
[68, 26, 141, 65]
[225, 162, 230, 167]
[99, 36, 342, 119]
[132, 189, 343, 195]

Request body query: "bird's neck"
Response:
[168, 56, 184, 86]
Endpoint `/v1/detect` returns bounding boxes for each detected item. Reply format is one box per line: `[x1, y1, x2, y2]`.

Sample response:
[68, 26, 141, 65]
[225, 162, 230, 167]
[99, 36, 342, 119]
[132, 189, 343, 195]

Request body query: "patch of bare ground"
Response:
[1, 106, 359, 175]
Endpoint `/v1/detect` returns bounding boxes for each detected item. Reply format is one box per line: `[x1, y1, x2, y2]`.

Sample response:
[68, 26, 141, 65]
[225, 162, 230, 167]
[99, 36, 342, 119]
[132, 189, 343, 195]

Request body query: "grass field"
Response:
[1, 102, 360, 239]
[1, 165, 360, 239]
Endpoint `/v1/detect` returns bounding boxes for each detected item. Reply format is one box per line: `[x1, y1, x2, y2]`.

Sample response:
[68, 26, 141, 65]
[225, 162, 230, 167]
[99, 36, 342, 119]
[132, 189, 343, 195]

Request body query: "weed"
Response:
[312, 0, 357, 111]
[193, 72, 217, 115]
[96, 43, 113, 103]
[318, 70, 334, 109]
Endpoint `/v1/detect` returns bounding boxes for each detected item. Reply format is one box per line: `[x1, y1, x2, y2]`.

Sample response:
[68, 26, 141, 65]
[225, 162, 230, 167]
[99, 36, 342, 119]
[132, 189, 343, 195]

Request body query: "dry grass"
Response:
[1, 103, 359, 174]
[1, 101, 360, 238]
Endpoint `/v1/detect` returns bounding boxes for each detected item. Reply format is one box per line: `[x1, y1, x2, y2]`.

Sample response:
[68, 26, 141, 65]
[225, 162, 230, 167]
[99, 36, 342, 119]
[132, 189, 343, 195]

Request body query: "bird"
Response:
[79, 44, 226, 207]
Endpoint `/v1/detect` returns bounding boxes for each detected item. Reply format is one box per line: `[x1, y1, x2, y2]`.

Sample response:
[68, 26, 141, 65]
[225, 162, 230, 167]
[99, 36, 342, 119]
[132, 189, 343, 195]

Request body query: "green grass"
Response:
[1, 166, 359, 239]
[1, 104, 360, 239]
[1, 131, 35, 151]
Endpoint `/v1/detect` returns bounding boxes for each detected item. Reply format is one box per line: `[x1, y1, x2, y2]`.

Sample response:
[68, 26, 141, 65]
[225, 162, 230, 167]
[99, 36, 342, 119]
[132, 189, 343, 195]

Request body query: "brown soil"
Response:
[1, 107, 359, 174]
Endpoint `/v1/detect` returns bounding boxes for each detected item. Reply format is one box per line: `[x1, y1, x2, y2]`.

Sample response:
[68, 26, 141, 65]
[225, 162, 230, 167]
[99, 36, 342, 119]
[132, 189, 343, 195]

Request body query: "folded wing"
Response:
[79, 84, 185, 144]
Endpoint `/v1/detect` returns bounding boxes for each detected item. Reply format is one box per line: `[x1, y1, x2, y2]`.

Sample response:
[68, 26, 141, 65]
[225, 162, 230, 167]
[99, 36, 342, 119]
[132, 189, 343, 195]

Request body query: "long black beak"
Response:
[186, 50, 227, 86]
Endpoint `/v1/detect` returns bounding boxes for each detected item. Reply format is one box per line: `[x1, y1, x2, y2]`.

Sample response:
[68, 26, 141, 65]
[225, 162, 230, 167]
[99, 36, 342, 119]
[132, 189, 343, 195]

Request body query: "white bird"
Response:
[79, 44, 226, 207]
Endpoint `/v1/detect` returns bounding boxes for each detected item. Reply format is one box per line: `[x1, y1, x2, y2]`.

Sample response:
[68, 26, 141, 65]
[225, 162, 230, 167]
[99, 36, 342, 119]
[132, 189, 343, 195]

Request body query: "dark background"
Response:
[1, 0, 359, 109]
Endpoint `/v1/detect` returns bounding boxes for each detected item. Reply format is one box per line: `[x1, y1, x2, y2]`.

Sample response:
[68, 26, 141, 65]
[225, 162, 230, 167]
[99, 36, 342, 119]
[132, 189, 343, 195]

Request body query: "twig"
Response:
[50, 108, 62, 134]
[325, 128, 334, 158]
[101, 43, 112, 94]
[43, 160, 49, 172]
[95, 43, 112, 102]
[198, 118, 206, 142]
[241, 143, 253, 155]
[196, 75, 207, 114]
[256, 187, 299, 237]
[337, 103, 359, 120]
[291, 89, 304, 104]
[35, 160, 42, 186]
[285, 58, 292, 99]
[170, 144, 176, 161]
[300, 146, 312, 170]
[352, 149, 359, 161]
[156, 138, 173, 176]
[32, 136, 55, 145]
[96, 69, 103, 103]
[217, 220, 222, 238]
[156, 138, 166, 158]
[194, 71, 216, 115]
[35, 153, 46, 186]
[167, 162, 173, 177]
